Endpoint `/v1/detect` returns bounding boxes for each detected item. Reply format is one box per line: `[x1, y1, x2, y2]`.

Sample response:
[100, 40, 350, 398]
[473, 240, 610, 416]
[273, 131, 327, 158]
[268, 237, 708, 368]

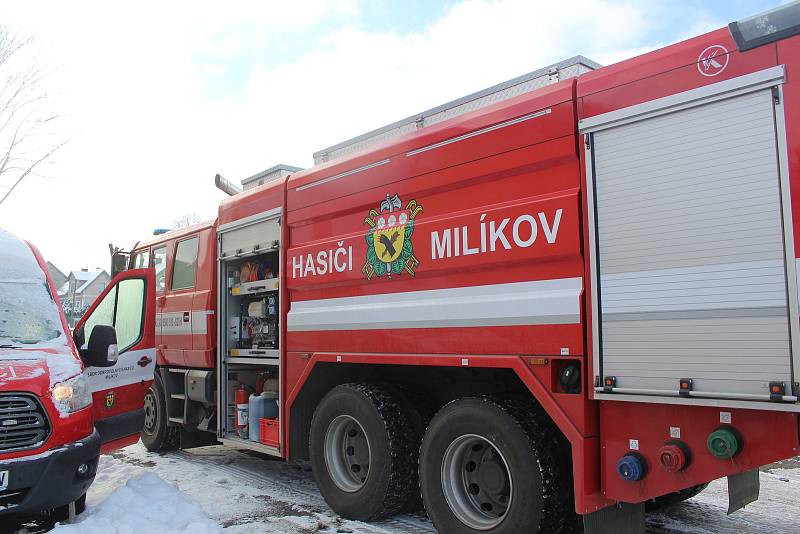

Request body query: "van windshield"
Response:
[0, 231, 65, 346]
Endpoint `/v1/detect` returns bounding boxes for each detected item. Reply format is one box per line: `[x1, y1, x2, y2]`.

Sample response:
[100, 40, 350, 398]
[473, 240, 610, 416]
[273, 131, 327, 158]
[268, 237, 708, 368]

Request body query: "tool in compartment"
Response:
[239, 293, 278, 350]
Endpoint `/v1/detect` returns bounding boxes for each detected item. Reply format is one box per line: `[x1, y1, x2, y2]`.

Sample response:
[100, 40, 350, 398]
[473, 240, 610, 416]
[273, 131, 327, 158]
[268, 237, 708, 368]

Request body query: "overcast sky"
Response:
[0, 0, 784, 272]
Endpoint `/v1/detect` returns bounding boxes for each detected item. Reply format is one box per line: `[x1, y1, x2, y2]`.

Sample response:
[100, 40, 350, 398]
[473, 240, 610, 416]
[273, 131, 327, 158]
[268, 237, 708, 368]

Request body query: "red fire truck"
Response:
[116, 5, 800, 533]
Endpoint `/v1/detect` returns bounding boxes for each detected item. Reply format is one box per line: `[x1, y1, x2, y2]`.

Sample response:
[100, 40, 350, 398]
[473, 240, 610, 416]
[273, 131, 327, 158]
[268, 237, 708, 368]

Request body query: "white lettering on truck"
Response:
[431, 209, 562, 260]
[292, 243, 353, 278]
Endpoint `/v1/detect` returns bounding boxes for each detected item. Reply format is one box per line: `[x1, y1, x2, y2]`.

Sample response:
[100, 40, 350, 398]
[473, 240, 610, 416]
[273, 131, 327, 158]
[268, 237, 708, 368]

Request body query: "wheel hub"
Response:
[441, 434, 513, 530]
[143, 390, 157, 433]
[476, 458, 507, 495]
[324, 415, 372, 492]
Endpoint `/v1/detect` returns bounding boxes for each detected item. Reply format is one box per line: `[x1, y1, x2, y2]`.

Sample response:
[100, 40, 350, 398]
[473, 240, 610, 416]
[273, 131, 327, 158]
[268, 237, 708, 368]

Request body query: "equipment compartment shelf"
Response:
[227, 356, 279, 366]
[229, 348, 279, 358]
[230, 278, 279, 296]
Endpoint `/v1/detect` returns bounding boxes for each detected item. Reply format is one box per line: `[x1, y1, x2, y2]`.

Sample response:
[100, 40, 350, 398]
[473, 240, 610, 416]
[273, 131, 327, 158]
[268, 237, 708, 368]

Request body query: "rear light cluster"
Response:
[616, 425, 743, 482]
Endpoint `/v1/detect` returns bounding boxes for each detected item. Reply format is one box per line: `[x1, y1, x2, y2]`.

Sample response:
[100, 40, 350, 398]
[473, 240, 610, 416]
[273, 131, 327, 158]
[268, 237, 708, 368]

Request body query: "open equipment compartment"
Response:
[226, 253, 280, 359]
[216, 208, 283, 455]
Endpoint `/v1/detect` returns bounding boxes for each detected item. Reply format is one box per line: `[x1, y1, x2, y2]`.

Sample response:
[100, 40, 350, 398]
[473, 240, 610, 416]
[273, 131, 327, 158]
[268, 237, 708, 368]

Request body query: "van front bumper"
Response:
[0, 429, 101, 516]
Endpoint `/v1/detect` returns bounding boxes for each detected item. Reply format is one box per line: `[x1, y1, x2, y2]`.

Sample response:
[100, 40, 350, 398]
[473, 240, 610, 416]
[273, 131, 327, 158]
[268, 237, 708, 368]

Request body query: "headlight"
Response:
[52, 373, 92, 414]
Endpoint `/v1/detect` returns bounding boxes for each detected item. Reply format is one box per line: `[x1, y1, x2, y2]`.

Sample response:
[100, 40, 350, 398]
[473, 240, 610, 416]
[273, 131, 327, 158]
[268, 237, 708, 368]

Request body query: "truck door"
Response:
[152, 245, 167, 358]
[74, 268, 156, 452]
[159, 238, 198, 366]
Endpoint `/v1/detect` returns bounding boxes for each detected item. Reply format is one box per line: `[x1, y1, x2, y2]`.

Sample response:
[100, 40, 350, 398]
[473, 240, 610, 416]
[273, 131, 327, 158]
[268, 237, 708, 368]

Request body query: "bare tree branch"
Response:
[0, 26, 64, 207]
[0, 140, 66, 206]
[173, 213, 202, 228]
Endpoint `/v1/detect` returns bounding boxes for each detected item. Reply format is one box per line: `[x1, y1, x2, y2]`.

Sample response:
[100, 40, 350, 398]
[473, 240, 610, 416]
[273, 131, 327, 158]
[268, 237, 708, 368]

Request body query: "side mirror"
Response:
[110, 249, 129, 277]
[80, 325, 119, 368]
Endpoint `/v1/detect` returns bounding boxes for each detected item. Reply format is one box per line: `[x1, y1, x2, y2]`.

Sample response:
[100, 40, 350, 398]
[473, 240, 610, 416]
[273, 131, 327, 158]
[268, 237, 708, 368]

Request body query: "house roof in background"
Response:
[45, 261, 67, 280]
[57, 269, 108, 296]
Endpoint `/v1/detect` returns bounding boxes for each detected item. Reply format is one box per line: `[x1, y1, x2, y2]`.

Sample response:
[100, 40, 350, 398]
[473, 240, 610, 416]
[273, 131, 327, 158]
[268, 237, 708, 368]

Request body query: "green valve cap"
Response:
[707, 428, 740, 459]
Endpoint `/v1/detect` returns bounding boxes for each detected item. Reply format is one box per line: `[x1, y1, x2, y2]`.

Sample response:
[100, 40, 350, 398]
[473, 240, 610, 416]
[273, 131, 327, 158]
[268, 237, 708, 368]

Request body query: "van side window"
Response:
[171, 237, 198, 290]
[114, 278, 145, 351]
[82, 286, 116, 346]
[153, 246, 167, 293]
[81, 278, 144, 353]
[133, 250, 150, 269]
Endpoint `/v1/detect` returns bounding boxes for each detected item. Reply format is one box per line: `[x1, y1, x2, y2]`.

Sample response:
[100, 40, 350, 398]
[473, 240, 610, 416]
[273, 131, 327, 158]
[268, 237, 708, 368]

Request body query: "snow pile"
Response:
[53, 472, 222, 534]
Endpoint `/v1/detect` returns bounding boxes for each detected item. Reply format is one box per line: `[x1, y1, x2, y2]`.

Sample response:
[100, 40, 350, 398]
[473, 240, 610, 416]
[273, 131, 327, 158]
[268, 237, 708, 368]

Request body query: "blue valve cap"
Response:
[617, 453, 647, 482]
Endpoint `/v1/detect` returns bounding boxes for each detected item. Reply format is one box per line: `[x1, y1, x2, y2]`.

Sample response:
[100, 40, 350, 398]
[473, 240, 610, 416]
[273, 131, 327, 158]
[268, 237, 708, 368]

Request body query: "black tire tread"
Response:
[382, 384, 429, 513]
[487, 396, 575, 534]
[421, 395, 575, 534]
[141, 373, 179, 452]
[311, 382, 418, 521]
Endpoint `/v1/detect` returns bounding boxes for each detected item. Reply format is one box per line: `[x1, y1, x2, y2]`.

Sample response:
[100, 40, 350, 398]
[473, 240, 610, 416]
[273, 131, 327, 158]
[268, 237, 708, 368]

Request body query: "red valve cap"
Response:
[658, 443, 687, 472]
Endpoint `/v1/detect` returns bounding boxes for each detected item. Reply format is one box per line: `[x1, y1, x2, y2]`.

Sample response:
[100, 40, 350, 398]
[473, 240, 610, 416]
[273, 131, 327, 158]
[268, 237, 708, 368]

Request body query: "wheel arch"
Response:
[285, 353, 610, 514]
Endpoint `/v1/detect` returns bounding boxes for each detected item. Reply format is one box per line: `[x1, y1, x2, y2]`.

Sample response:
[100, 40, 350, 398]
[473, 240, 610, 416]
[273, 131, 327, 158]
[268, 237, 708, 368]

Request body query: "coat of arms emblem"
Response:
[363, 193, 423, 280]
[105, 391, 115, 409]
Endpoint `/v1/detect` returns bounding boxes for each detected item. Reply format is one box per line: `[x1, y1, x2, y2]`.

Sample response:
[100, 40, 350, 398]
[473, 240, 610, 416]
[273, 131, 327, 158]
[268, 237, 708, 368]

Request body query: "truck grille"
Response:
[0, 393, 50, 452]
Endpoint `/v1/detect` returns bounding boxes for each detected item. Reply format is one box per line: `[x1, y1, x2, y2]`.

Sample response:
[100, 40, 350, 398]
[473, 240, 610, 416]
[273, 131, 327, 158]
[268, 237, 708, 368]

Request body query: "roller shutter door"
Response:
[591, 88, 793, 401]
[219, 216, 280, 259]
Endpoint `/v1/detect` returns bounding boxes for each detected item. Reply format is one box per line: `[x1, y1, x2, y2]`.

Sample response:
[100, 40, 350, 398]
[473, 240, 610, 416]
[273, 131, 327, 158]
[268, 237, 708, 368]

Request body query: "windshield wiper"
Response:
[0, 344, 22, 348]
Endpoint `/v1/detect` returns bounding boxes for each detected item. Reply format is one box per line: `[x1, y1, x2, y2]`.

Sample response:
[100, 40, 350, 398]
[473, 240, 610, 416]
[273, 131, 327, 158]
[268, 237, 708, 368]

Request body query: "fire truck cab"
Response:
[128, 4, 800, 533]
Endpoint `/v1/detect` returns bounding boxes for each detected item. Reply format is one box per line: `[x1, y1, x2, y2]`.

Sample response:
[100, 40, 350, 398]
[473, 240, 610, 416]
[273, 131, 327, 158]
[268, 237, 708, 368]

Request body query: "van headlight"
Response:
[52, 373, 92, 414]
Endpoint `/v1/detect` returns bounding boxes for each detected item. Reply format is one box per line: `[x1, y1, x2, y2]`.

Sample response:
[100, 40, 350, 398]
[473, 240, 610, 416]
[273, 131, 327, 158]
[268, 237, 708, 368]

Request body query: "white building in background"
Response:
[57, 268, 110, 310]
[241, 164, 303, 191]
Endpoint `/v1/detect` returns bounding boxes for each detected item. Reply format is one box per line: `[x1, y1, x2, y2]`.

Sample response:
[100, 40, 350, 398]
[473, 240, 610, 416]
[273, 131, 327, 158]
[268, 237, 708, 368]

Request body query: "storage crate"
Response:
[259, 418, 279, 447]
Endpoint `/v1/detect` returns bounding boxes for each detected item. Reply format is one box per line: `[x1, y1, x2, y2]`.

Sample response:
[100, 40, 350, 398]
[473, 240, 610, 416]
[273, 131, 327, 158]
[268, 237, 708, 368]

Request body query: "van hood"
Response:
[0, 345, 83, 397]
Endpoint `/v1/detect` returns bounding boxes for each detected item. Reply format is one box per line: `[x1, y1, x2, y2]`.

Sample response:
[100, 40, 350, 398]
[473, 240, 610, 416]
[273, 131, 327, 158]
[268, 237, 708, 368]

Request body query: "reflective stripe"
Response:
[287, 277, 582, 332]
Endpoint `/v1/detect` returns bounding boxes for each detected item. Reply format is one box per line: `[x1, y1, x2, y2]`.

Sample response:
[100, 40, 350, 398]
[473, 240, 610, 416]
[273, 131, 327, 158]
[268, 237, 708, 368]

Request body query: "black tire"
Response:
[645, 483, 709, 512]
[141, 373, 179, 452]
[420, 397, 573, 534]
[310, 383, 418, 521]
[383, 384, 431, 513]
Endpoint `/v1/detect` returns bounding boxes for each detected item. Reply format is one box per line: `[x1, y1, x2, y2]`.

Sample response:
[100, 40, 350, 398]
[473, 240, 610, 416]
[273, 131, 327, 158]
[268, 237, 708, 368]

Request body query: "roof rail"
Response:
[313, 55, 600, 165]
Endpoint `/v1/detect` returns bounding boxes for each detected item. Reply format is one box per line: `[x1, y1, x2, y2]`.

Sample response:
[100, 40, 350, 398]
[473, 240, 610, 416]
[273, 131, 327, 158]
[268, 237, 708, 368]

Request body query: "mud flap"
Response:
[583, 502, 645, 534]
[727, 469, 759, 515]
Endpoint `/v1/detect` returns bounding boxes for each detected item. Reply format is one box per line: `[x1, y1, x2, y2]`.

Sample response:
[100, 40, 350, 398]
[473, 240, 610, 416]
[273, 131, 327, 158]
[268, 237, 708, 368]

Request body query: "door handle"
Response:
[158, 296, 166, 306]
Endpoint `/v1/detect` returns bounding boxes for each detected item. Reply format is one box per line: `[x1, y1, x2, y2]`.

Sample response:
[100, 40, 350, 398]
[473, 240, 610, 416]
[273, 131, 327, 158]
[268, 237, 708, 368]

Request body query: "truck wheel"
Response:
[419, 397, 573, 534]
[646, 483, 709, 511]
[141, 374, 179, 452]
[310, 383, 418, 521]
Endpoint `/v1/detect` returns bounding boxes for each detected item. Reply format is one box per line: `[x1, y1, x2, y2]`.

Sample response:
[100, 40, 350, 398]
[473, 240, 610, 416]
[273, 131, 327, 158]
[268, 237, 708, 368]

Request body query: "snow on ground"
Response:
[52, 473, 221, 534]
[55, 443, 419, 534]
[45, 443, 800, 534]
[647, 458, 800, 534]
